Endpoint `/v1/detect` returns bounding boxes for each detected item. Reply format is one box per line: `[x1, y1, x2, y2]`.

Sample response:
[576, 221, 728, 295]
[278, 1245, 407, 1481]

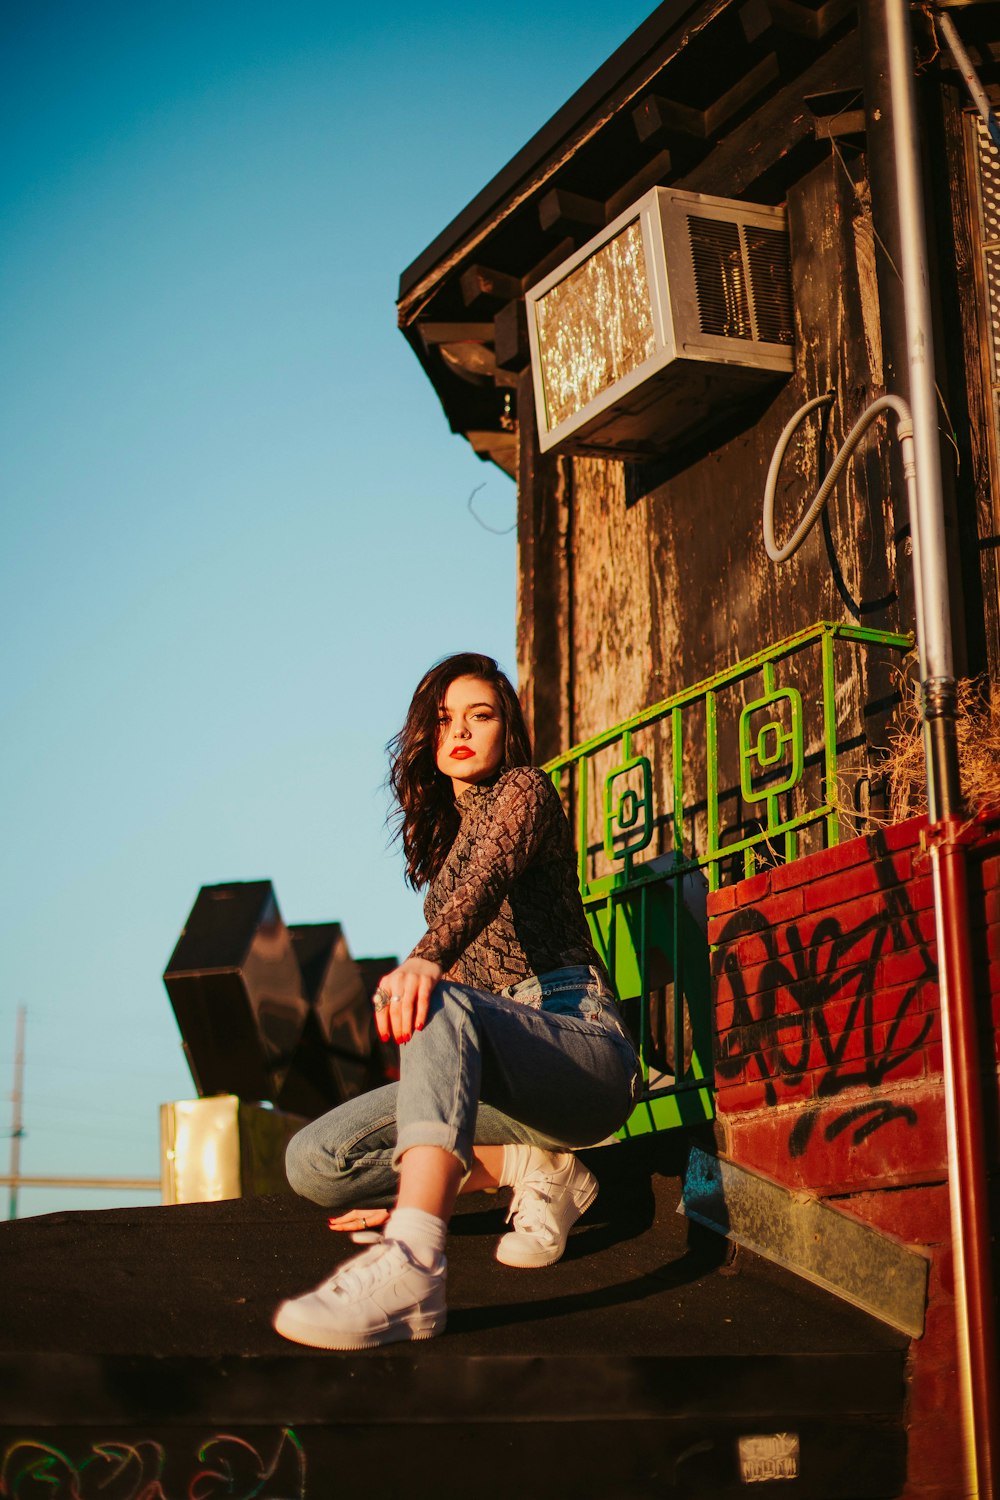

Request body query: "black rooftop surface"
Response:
[1, 1142, 904, 1364]
[1, 1142, 911, 1498]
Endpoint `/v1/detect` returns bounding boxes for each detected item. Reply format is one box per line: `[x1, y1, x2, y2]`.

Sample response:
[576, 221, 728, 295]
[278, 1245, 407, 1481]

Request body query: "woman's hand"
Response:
[328, 1207, 390, 1233]
[373, 956, 442, 1044]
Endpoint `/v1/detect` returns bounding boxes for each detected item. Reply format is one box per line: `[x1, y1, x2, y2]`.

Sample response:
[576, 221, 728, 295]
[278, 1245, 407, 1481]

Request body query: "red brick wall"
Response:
[706, 811, 1000, 1500]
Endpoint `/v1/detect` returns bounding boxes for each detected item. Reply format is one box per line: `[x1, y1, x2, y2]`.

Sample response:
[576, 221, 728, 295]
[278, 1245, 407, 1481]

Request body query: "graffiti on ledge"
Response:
[0, 1429, 306, 1500]
[714, 834, 936, 1156]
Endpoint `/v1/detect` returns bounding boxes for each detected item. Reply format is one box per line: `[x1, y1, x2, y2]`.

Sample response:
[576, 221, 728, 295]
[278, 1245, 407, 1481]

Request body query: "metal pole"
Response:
[881, 1, 999, 1492]
[929, 823, 1000, 1499]
[8, 1006, 25, 1222]
[884, 0, 954, 710]
[935, 9, 1000, 150]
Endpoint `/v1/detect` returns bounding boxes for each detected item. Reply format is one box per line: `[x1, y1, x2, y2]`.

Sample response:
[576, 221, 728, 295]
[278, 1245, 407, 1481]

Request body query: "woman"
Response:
[274, 652, 639, 1350]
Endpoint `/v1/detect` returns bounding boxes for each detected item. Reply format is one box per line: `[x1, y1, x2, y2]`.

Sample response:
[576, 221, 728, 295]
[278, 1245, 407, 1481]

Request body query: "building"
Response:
[398, 3, 1000, 1495]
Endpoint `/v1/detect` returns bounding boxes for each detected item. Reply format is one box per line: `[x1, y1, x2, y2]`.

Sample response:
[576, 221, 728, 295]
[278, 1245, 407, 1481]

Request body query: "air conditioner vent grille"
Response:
[524, 186, 795, 457]
[688, 216, 752, 339]
[745, 225, 794, 345]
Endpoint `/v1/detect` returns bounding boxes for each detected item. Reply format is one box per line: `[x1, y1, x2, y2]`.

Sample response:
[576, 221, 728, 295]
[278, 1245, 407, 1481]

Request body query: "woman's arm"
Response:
[413, 766, 558, 969]
[377, 768, 560, 1043]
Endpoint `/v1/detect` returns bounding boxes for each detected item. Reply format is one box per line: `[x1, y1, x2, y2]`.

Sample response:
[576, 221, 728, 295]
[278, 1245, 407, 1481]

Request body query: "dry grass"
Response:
[884, 671, 1000, 821]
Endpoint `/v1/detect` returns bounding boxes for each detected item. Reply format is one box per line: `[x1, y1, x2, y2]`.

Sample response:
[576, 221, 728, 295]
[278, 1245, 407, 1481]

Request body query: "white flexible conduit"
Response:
[763, 391, 917, 564]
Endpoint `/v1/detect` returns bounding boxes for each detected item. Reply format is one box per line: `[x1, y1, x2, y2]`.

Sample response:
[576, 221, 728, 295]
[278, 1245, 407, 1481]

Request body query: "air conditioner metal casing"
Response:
[525, 185, 795, 460]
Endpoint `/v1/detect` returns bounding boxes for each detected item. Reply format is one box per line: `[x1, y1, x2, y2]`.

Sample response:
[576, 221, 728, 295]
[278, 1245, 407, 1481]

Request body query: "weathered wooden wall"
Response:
[565, 151, 904, 730]
[518, 147, 908, 863]
[935, 82, 1000, 685]
[515, 368, 573, 765]
[517, 79, 1000, 819]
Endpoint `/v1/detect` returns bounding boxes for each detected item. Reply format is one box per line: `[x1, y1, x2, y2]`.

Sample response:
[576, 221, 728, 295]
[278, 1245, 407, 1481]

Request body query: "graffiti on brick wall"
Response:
[0, 1429, 305, 1500]
[714, 836, 936, 1156]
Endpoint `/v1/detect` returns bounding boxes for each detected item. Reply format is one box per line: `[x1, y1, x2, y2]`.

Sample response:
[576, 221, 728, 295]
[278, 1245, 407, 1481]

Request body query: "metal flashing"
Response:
[679, 1147, 929, 1337]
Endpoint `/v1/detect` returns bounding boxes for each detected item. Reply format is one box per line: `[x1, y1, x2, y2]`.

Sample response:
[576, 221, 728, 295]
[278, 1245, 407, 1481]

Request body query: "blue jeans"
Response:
[285, 965, 641, 1210]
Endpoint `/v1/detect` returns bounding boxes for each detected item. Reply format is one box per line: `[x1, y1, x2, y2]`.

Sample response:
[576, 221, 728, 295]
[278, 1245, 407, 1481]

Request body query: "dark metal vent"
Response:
[745, 225, 794, 345]
[688, 215, 793, 345]
[688, 216, 751, 339]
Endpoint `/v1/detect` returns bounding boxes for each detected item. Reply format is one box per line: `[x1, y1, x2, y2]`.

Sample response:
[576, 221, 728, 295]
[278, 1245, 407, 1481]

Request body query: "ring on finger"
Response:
[373, 987, 392, 1014]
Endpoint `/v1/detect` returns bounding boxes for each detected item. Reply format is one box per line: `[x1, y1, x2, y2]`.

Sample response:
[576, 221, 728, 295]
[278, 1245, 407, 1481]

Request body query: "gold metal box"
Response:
[160, 1095, 307, 1204]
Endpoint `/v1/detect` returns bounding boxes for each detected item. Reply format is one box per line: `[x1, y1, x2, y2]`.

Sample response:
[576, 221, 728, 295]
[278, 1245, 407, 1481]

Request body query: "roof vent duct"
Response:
[525, 186, 795, 459]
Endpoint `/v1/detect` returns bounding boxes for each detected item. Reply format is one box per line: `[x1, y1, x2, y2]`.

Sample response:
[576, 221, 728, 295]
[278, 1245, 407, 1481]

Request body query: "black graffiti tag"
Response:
[714, 833, 936, 1156]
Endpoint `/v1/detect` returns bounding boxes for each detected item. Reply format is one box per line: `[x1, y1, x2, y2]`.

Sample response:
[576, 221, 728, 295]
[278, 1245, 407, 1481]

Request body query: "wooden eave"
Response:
[397, 0, 870, 468]
[397, 0, 721, 317]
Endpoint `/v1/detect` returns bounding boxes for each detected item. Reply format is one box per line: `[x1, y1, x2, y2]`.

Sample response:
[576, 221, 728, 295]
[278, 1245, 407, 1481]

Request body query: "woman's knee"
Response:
[284, 1120, 365, 1207]
[284, 1124, 330, 1203]
[284, 1111, 398, 1210]
[400, 982, 478, 1068]
[427, 979, 478, 1023]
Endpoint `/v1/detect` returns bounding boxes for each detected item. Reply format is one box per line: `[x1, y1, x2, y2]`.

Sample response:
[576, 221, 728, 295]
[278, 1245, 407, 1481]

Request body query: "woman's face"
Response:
[435, 675, 505, 796]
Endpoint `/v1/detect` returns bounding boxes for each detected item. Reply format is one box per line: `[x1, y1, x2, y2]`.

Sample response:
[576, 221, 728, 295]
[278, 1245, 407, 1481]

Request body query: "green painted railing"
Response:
[544, 620, 913, 1138]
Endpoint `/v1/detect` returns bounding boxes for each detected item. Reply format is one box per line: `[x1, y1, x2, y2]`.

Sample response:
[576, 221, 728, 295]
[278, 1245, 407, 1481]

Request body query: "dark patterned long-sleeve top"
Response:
[409, 765, 609, 993]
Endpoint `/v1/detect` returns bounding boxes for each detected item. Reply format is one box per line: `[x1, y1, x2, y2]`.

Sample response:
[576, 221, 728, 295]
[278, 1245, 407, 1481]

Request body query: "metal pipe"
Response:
[884, 0, 953, 703]
[882, 0, 999, 1491]
[929, 823, 1000, 1498]
[859, 0, 928, 660]
[935, 8, 1000, 149]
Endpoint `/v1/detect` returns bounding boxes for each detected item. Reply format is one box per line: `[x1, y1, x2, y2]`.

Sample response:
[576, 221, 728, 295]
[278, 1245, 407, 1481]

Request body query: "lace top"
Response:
[410, 765, 609, 993]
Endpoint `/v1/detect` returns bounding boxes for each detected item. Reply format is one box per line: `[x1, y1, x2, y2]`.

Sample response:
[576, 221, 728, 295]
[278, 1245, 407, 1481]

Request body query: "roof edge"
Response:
[396, 0, 711, 306]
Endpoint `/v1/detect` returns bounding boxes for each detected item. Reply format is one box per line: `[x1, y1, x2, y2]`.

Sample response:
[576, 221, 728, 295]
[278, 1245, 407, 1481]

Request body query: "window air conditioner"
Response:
[525, 185, 795, 460]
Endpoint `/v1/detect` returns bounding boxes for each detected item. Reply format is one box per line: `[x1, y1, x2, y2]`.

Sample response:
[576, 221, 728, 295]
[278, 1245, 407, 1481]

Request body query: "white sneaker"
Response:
[495, 1152, 598, 1268]
[272, 1238, 447, 1349]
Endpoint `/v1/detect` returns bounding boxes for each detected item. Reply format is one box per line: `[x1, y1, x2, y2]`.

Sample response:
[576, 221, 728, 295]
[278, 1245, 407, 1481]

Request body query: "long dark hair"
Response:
[389, 652, 532, 889]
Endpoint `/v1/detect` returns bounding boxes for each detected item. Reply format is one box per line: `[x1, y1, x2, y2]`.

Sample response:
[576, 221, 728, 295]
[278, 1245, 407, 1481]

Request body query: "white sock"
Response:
[384, 1207, 447, 1269]
[499, 1144, 557, 1188]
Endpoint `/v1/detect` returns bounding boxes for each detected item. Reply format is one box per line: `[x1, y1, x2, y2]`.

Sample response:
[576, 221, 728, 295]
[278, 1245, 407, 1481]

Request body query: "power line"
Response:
[4, 1008, 161, 1211]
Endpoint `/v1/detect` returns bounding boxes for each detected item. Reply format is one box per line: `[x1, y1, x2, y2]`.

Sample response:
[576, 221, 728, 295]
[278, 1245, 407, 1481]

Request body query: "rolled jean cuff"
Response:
[393, 1120, 472, 1173]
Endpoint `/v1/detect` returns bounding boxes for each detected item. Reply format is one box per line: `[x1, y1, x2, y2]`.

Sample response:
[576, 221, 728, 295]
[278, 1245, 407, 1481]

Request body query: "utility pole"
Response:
[1, 1008, 160, 1207]
[8, 1006, 25, 1221]
[873, 2, 999, 1490]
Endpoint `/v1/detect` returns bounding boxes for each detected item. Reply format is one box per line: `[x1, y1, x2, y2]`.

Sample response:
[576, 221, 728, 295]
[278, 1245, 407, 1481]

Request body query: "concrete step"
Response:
[0, 1136, 908, 1498]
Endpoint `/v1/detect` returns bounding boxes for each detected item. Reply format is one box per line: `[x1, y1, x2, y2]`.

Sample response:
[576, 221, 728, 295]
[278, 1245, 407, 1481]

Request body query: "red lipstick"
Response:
[450, 747, 475, 759]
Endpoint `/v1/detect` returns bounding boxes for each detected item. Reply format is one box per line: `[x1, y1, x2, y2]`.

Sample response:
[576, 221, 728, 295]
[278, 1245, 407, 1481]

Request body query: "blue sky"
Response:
[0, 1, 653, 1215]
